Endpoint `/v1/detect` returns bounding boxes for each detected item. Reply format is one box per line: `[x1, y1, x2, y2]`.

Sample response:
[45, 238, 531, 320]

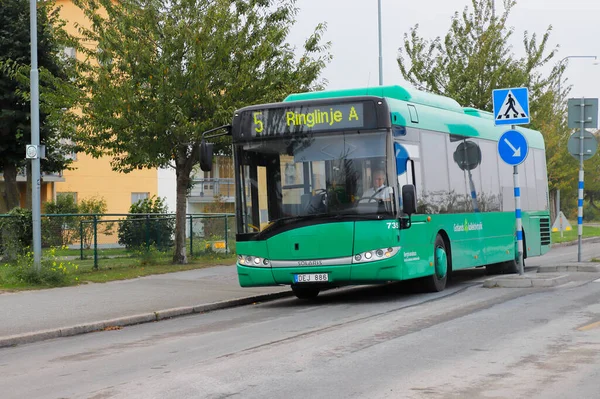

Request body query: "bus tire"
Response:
[291, 285, 320, 300]
[485, 263, 505, 275]
[424, 234, 448, 292]
[501, 259, 519, 274]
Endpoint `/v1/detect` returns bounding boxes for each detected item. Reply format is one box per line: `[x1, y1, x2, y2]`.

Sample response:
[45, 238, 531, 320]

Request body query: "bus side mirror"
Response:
[199, 140, 214, 172]
[402, 184, 417, 215]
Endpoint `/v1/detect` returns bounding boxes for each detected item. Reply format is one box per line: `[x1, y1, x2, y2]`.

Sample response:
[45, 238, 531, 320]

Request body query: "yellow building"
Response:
[53, 0, 234, 221]
[52, 0, 160, 216]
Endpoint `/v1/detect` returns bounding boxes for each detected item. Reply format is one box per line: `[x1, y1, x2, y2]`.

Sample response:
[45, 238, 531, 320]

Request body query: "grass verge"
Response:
[551, 225, 600, 244]
[0, 251, 237, 291]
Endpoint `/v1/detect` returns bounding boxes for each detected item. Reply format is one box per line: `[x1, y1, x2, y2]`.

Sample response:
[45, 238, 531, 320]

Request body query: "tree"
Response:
[0, 0, 81, 212]
[396, 0, 574, 218]
[398, 0, 559, 110]
[73, 0, 331, 264]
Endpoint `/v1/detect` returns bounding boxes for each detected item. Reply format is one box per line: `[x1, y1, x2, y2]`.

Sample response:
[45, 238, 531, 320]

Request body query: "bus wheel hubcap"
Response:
[435, 247, 447, 278]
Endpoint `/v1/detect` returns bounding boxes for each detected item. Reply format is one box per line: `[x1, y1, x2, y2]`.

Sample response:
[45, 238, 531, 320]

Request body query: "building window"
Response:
[59, 138, 77, 161]
[63, 47, 76, 60]
[131, 192, 149, 204]
[57, 192, 77, 203]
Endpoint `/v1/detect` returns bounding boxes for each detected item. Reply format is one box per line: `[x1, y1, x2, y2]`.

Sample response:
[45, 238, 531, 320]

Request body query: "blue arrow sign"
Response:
[493, 87, 530, 126]
[498, 130, 529, 166]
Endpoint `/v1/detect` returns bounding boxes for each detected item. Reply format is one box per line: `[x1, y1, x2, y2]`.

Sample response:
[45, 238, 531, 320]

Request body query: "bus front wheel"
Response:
[291, 285, 320, 300]
[424, 234, 448, 292]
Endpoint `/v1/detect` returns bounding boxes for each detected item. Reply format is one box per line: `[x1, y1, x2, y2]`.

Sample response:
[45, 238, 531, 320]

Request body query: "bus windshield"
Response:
[235, 130, 394, 234]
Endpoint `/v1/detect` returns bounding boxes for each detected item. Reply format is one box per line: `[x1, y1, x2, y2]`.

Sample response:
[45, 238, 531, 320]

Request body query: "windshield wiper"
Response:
[255, 213, 335, 237]
[257, 212, 387, 237]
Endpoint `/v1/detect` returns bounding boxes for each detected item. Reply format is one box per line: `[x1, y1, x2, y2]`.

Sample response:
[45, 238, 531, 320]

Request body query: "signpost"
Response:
[567, 98, 599, 262]
[493, 87, 530, 126]
[567, 130, 597, 161]
[497, 129, 529, 274]
[494, 87, 530, 275]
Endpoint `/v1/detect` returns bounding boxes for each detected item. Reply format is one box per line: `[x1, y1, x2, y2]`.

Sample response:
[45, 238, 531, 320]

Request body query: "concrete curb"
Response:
[482, 273, 571, 288]
[537, 263, 600, 273]
[0, 290, 292, 349]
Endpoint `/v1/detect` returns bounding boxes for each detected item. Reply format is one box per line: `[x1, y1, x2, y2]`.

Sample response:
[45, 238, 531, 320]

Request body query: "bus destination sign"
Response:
[235, 101, 380, 139]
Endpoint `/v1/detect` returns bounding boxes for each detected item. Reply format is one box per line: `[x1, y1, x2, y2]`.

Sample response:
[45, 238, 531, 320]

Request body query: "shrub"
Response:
[78, 197, 114, 249]
[118, 196, 174, 250]
[583, 202, 600, 222]
[0, 208, 33, 261]
[201, 195, 234, 239]
[2, 247, 76, 287]
[134, 244, 164, 266]
[42, 194, 79, 247]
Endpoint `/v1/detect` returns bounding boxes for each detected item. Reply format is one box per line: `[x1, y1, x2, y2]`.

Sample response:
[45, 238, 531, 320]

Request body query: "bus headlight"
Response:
[238, 254, 270, 267]
[352, 246, 401, 264]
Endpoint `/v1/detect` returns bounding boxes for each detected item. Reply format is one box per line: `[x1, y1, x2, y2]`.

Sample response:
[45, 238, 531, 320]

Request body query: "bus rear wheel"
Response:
[291, 285, 320, 300]
[424, 234, 448, 292]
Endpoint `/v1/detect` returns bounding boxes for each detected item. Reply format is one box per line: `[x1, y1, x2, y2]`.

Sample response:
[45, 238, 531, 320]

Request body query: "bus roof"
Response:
[284, 85, 545, 149]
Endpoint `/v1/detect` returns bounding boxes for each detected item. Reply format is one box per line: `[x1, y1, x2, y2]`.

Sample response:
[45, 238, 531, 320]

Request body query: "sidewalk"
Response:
[0, 265, 290, 348]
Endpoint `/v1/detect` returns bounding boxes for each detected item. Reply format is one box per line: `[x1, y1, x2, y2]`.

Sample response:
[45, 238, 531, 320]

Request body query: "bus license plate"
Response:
[294, 273, 329, 283]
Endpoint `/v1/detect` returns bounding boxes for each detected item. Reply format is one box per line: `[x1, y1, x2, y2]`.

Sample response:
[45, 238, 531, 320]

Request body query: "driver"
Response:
[362, 169, 392, 201]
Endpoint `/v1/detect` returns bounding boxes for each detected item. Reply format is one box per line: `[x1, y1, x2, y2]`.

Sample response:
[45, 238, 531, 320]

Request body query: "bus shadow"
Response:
[266, 267, 489, 308]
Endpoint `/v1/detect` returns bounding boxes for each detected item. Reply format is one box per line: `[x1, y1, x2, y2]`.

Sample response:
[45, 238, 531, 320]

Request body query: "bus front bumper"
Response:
[237, 255, 402, 287]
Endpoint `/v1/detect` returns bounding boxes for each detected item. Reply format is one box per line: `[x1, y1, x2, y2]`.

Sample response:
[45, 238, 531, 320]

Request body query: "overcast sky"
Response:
[288, 0, 600, 103]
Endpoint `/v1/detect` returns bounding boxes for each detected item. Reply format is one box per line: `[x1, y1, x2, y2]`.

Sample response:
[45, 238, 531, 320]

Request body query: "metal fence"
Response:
[0, 212, 236, 269]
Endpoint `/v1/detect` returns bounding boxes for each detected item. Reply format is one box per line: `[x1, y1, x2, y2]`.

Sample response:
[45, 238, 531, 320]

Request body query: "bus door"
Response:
[394, 141, 431, 279]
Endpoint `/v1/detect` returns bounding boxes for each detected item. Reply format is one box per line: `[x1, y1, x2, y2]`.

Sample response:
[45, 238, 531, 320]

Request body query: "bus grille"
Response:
[540, 218, 551, 245]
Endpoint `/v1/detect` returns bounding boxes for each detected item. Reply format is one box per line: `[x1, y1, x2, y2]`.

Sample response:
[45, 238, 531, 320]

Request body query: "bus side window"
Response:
[395, 142, 417, 207]
[408, 104, 419, 123]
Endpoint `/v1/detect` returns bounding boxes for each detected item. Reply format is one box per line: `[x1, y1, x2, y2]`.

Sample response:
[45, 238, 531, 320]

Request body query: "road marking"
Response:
[578, 321, 600, 332]
[594, 278, 600, 283]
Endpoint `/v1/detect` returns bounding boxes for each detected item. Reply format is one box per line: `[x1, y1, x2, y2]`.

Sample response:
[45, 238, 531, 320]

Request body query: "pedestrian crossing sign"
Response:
[492, 87, 530, 126]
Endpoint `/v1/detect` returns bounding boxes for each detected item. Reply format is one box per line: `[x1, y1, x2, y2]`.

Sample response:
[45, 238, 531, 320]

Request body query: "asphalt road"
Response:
[1, 241, 600, 399]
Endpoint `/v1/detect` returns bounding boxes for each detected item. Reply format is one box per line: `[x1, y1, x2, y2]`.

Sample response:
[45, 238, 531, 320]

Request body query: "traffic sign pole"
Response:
[578, 98, 585, 262]
[495, 88, 530, 275]
[567, 97, 598, 262]
[511, 125, 524, 275]
[514, 166, 524, 274]
[498, 128, 528, 275]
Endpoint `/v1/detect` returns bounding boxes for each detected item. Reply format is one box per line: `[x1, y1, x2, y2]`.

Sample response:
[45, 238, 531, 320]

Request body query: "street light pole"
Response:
[29, 0, 42, 271]
[377, 0, 383, 86]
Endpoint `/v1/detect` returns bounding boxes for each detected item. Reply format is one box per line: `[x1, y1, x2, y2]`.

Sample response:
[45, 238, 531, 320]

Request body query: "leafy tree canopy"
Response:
[73, 0, 331, 262]
[0, 0, 81, 211]
[395, 0, 595, 217]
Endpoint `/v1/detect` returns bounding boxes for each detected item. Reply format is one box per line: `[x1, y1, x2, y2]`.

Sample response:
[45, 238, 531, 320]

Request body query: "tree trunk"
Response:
[0, 194, 7, 214]
[173, 162, 190, 264]
[549, 189, 556, 223]
[2, 161, 21, 211]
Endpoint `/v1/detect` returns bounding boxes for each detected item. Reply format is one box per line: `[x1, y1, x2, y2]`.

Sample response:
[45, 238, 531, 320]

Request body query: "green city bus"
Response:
[200, 85, 551, 299]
